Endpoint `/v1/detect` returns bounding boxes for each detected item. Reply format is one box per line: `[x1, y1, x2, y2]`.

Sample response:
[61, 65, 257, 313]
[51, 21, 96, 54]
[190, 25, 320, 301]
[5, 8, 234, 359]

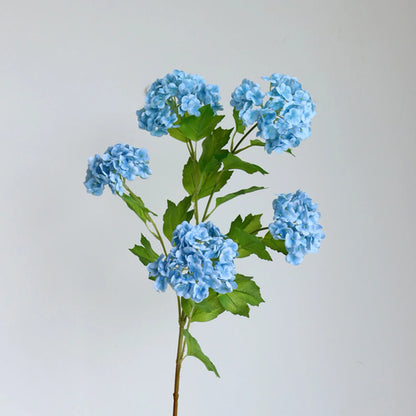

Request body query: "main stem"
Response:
[173, 298, 186, 416]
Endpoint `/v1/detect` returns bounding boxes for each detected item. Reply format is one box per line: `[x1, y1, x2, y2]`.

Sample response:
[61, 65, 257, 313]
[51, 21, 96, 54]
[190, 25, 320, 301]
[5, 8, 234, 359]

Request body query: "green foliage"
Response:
[250, 139, 265, 147]
[182, 157, 233, 200]
[163, 196, 193, 240]
[228, 214, 272, 260]
[218, 274, 264, 317]
[215, 186, 265, 209]
[183, 329, 220, 377]
[198, 170, 233, 199]
[121, 193, 156, 223]
[221, 152, 268, 175]
[233, 108, 246, 134]
[167, 127, 188, 143]
[129, 234, 159, 275]
[263, 231, 288, 255]
[199, 128, 231, 173]
[182, 291, 225, 322]
[179, 105, 225, 141]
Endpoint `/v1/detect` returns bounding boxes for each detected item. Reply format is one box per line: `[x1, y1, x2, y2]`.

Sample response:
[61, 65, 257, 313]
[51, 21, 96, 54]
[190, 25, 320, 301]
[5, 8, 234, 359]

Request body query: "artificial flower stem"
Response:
[201, 170, 224, 221]
[173, 298, 187, 416]
[122, 184, 168, 256]
[187, 140, 200, 224]
[230, 127, 238, 151]
[250, 226, 269, 235]
[231, 123, 258, 153]
[233, 143, 258, 155]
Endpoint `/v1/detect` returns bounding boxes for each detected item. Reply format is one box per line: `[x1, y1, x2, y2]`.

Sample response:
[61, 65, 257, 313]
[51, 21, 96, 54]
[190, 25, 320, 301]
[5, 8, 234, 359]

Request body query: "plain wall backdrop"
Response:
[1, 0, 415, 415]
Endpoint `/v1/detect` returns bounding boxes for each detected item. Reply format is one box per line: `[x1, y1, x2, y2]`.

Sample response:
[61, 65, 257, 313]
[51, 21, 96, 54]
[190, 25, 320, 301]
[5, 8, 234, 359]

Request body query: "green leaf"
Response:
[179, 105, 225, 141]
[229, 213, 263, 234]
[285, 148, 295, 157]
[183, 329, 220, 377]
[182, 291, 225, 322]
[263, 231, 288, 254]
[129, 234, 160, 272]
[198, 169, 233, 199]
[250, 139, 265, 147]
[168, 127, 188, 143]
[233, 228, 272, 260]
[182, 157, 197, 196]
[233, 108, 246, 134]
[221, 152, 268, 175]
[199, 128, 232, 173]
[163, 196, 193, 240]
[121, 193, 156, 223]
[218, 274, 264, 317]
[228, 215, 271, 260]
[215, 186, 265, 209]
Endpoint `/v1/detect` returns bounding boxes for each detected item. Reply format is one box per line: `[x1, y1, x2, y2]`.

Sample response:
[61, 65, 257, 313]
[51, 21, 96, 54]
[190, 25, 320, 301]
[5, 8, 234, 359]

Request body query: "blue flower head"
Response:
[260, 74, 316, 153]
[137, 70, 223, 137]
[147, 221, 239, 303]
[269, 190, 324, 265]
[230, 73, 316, 154]
[84, 143, 151, 196]
[230, 79, 265, 126]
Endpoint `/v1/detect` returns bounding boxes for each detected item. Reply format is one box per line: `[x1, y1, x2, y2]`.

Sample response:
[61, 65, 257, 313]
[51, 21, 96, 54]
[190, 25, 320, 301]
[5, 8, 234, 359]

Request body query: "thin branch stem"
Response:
[122, 183, 168, 256]
[231, 123, 257, 153]
[187, 140, 200, 224]
[172, 298, 186, 416]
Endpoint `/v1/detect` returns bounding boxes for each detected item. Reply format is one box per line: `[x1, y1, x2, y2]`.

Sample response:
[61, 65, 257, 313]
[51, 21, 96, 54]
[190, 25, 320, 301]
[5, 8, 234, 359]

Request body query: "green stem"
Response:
[234, 143, 259, 155]
[187, 141, 200, 224]
[250, 226, 269, 235]
[231, 123, 257, 153]
[173, 298, 187, 416]
[123, 183, 168, 256]
[201, 170, 224, 221]
[230, 127, 238, 151]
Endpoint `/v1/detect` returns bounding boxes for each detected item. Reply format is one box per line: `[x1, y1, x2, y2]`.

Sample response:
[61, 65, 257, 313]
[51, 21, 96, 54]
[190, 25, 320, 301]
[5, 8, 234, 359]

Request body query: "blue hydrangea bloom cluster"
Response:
[269, 190, 325, 265]
[148, 221, 239, 303]
[136, 70, 223, 137]
[84, 143, 151, 196]
[230, 79, 265, 126]
[230, 73, 316, 154]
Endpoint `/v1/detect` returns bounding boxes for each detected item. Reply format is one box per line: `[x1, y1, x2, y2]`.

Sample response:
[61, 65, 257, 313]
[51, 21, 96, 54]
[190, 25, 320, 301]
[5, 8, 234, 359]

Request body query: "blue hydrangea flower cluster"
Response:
[230, 73, 316, 154]
[136, 70, 223, 137]
[269, 190, 325, 265]
[148, 221, 239, 303]
[230, 79, 265, 126]
[84, 143, 151, 196]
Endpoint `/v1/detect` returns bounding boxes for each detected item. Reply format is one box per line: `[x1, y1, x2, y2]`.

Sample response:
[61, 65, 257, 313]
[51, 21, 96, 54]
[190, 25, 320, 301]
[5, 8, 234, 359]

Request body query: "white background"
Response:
[1, 0, 415, 415]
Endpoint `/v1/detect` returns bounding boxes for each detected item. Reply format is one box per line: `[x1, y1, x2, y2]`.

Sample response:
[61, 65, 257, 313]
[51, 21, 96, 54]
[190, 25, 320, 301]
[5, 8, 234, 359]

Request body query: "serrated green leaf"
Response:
[179, 105, 224, 141]
[121, 193, 156, 223]
[233, 108, 246, 134]
[229, 214, 263, 234]
[168, 127, 188, 142]
[198, 169, 233, 199]
[183, 329, 220, 377]
[215, 186, 265, 209]
[182, 291, 225, 322]
[221, 152, 268, 175]
[263, 231, 288, 254]
[129, 234, 159, 272]
[218, 274, 264, 317]
[199, 128, 232, 173]
[233, 228, 272, 260]
[228, 215, 271, 260]
[163, 196, 193, 240]
[182, 157, 197, 195]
